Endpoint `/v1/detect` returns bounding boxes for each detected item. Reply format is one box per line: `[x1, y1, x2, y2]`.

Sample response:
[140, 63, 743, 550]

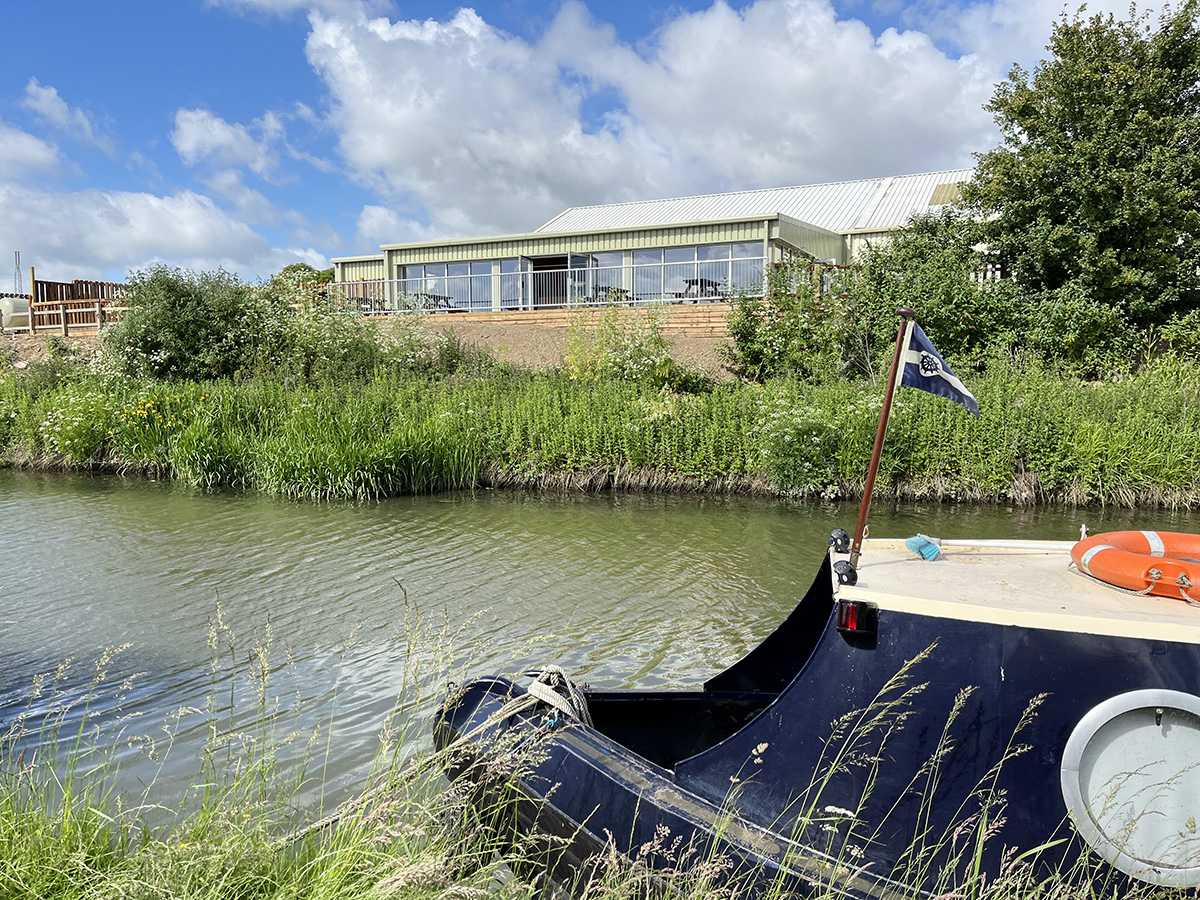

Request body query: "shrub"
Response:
[564, 305, 709, 391]
[258, 262, 335, 312]
[837, 210, 1027, 376]
[287, 309, 386, 383]
[723, 212, 1052, 384]
[1158, 306, 1200, 355]
[722, 260, 851, 382]
[1023, 281, 1136, 377]
[103, 266, 290, 380]
[40, 385, 115, 464]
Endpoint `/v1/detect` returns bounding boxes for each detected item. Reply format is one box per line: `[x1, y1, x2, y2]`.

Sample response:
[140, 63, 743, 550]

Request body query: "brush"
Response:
[905, 533, 943, 561]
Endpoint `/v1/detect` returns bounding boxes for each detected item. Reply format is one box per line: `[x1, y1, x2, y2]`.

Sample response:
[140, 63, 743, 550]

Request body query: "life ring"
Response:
[1072, 531, 1200, 602]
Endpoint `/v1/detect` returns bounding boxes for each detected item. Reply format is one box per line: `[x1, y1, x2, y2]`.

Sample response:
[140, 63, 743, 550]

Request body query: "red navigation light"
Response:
[837, 599, 878, 637]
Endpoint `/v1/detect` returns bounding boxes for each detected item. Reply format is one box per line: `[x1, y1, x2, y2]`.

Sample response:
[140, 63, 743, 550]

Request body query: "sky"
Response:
[0, 0, 1134, 284]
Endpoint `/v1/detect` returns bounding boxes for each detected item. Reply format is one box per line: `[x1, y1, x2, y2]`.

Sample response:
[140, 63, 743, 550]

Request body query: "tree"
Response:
[962, 2, 1200, 330]
[276, 262, 334, 284]
[844, 209, 1022, 373]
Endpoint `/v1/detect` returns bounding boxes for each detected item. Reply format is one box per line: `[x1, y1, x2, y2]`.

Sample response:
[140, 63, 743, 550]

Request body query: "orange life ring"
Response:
[1071, 531, 1200, 602]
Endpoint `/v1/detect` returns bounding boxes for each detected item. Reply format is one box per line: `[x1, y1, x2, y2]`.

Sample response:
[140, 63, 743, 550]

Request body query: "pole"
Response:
[848, 307, 916, 568]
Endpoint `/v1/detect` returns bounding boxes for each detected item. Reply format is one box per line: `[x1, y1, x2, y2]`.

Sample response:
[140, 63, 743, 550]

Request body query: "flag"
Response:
[900, 323, 980, 416]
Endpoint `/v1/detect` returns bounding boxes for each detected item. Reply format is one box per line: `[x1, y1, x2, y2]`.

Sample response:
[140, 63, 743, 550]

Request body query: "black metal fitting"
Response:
[833, 559, 858, 586]
[829, 528, 851, 554]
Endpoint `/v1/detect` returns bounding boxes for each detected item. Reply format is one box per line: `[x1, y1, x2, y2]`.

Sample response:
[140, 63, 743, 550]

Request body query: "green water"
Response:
[4, 469, 1199, 806]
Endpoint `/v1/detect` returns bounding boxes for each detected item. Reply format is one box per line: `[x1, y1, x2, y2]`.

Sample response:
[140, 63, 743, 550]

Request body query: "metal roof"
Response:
[535, 169, 974, 235]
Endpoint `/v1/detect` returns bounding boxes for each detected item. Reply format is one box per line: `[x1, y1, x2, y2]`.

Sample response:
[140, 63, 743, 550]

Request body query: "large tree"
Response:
[963, 2, 1200, 329]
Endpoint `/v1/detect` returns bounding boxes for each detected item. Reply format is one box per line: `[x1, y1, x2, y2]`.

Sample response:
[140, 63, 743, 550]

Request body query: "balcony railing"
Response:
[323, 258, 766, 314]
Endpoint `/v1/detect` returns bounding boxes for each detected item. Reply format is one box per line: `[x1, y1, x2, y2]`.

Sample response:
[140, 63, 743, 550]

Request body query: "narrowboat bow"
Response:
[434, 532, 1200, 894]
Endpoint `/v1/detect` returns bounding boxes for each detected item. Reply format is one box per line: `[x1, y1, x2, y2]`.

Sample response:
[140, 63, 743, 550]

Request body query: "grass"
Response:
[4, 621, 1193, 900]
[4, 352, 1200, 506]
[0, 600, 533, 900]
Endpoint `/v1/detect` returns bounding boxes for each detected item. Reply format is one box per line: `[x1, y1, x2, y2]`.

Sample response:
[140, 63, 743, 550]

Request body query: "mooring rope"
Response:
[525, 664, 593, 727]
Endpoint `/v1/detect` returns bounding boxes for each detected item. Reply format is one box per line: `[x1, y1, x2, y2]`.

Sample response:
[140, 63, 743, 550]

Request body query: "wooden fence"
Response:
[27, 268, 128, 335]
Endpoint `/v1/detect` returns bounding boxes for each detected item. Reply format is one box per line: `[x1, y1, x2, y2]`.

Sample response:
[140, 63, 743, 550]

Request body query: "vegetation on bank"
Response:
[3, 611, 1190, 900]
[3, 322, 1200, 506]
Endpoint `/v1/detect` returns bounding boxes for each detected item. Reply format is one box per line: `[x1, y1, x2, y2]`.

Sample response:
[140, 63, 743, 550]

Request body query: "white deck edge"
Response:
[834, 540, 1200, 645]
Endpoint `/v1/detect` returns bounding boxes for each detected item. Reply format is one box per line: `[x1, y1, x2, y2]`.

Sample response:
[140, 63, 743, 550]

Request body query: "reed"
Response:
[3, 354, 1200, 507]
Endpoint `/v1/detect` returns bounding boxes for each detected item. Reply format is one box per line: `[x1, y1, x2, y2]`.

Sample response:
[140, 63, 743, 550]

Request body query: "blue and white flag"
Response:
[900, 323, 980, 416]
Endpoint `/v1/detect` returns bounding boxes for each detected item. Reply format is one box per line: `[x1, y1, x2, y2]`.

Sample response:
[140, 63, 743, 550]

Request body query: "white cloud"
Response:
[355, 203, 441, 248]
[171, 108, 283, 178]
[0, 183, 320, 281]
[305, 0, 998, 243]
[21, 79, 116, 157]
[204, 169, 284, 222]
[894, 0, 1133, 75]
[0, 120, 61, 179]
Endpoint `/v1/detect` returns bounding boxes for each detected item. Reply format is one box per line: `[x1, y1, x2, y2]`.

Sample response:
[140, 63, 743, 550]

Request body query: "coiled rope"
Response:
[525, 665, 593, 727]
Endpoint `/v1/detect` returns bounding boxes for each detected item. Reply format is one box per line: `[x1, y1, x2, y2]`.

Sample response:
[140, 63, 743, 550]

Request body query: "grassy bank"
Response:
[2, 624, 1188, 900]
[3, 354, 1200, 506]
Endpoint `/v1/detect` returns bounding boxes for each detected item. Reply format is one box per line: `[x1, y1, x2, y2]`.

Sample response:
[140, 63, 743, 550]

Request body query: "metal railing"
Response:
[324, 258, 766, 314]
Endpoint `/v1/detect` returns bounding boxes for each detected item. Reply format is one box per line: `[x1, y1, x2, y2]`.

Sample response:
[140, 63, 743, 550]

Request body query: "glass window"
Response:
[448, 262, 470, 277]
[664, 246, 695, 263]
[732, 241, 762, 259]
[633, 249, 661, 265]
[403, 265, 423, 280]
[698, 244, 731, 260]
[500, 259, 520, 274]
[424, 264, 446, 277]
[469, 262, 492, 309]
[634, 267, 662, 300]
[592, 251, 623, 268]
[696, 259, 727, 293]
[730, 257, 764, 293]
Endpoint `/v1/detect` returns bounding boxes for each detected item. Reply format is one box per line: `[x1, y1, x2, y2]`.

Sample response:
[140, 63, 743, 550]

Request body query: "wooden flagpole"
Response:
[848, 307, 916, 568]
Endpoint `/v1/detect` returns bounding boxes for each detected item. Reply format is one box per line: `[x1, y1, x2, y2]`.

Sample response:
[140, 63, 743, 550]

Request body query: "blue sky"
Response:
[1, 0, 1129, 283]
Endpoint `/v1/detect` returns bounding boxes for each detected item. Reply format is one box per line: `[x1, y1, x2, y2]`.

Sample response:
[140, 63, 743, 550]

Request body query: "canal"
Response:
[4, 469, 1199, 813]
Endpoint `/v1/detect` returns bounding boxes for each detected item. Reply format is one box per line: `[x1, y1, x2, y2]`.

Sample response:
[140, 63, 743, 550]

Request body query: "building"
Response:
[331, 169, 970, 312]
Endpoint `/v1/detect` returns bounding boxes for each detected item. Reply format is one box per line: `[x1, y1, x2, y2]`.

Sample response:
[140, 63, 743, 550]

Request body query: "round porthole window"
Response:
[1060, 689, 1200, 887]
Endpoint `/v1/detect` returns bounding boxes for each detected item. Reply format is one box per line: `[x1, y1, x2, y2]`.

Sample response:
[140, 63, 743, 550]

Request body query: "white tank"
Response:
[1, 295, 30, 331]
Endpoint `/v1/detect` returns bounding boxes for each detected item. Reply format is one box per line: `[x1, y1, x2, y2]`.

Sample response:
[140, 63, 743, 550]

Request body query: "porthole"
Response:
[1060, 689, 1200, 887]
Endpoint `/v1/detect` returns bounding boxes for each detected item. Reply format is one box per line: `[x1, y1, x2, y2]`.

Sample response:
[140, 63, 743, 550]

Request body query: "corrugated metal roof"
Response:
[536, 169, 974, 235]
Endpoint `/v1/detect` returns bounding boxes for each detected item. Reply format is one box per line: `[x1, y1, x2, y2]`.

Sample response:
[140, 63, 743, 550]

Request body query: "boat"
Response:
[434, 534, 1200, 894]
[432, 311, 1200, 895]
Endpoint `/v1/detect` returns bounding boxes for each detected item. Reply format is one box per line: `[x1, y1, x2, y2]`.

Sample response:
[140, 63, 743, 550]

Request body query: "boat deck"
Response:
[837, 539, 1200, 643]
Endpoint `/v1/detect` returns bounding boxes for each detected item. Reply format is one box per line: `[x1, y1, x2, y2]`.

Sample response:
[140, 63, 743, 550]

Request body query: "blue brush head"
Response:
[905, 534, 942, 561]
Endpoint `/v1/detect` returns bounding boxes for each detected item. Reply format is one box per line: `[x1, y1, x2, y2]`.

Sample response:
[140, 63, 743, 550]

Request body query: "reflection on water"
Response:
[3, 469, 1199, 808]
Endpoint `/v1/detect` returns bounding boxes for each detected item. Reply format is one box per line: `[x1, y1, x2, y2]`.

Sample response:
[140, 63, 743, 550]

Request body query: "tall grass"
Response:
[2, 614, 1192, 900]
[0, 602, 531, 900]
[4, 354, 1200, 506]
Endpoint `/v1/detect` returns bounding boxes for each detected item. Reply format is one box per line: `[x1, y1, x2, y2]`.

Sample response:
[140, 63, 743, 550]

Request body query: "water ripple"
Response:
[5, 471, 1200, 808]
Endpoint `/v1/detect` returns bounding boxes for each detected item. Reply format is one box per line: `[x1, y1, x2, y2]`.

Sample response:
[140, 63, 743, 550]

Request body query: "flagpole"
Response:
[848, 307, 916, 569]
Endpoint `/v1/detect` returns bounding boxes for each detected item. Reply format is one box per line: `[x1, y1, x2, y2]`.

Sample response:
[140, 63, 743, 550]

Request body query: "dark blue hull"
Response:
[434, 551, 1200, 893]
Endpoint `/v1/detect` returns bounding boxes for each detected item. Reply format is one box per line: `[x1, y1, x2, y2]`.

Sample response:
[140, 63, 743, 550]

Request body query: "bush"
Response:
[563, 305, 709, 391]
[839, 210, 1026, 376]
[1158, 307, 1200, 355]
[286, 309, 387, 383]
[258, 262, 335, 312]
[103, 266, 290, 380]
[1023, 281, 1136, 377]
[722, 270, 808, 382]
